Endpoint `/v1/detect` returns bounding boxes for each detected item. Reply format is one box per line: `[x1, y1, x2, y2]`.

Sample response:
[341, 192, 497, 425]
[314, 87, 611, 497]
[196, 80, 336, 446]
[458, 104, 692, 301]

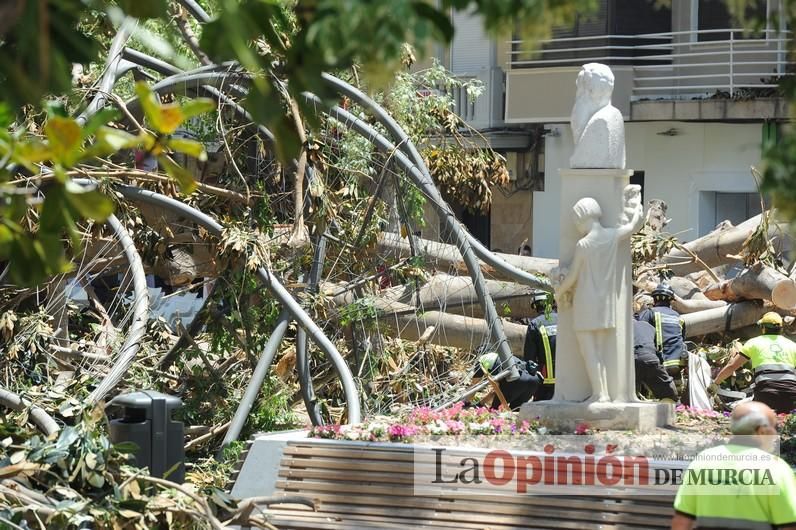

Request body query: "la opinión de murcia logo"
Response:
[422, 445, 778, 494]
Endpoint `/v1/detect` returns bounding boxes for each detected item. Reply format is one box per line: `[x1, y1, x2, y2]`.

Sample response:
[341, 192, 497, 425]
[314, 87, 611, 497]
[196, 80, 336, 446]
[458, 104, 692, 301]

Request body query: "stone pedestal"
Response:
[519, 401, 674, 433]
[554, 168, 636, 402]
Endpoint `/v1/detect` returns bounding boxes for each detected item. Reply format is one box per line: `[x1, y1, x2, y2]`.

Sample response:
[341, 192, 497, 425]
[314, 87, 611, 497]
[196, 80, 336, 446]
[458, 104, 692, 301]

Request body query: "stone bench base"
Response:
[519, 400, 674, 433]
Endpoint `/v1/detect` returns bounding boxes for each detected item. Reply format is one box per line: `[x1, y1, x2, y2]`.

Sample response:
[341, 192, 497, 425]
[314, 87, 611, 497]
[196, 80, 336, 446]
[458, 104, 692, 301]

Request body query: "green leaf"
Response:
[117, 0, 168, 19]
[135, 82, 169, 133]
[113, 441, 140, 454]
[0, 103, 13, 128]
[81, 108, 121, 139]
[64, 181, 114, 222]
[14, 140, 53, 166]
[179, 99, 216, 121]
[167, 137, 207, 161]
[87, 472, 105, 488]
[95, 127, 144, 152]
[44, 116, 82, 166]
[39, 185, 68, 234]
[159, 156, 196, 194]
[412, 2, 454, 42]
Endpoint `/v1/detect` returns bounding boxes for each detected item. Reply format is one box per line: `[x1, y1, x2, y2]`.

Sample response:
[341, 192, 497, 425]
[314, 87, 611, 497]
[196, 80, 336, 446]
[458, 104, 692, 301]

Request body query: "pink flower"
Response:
[445, 420, 464, 434]
[388, 424, 420, 441]
[574, 423, 589, 435]
[490, 418, 506, 433]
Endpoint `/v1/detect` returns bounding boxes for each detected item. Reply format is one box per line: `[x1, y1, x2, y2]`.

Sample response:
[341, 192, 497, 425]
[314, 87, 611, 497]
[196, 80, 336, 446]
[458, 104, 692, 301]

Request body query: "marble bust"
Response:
[570, 63, 626, 169]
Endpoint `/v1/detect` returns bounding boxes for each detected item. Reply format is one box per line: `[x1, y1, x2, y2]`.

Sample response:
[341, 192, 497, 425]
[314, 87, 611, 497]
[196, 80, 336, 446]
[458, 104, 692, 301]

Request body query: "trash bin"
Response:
[108, 390, 184, 483]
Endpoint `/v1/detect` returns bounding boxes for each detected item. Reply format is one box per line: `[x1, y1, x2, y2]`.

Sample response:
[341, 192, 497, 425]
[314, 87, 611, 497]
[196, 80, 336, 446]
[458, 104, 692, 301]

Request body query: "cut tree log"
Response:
[379, 306, 527, 354]
[703, 263, 796, 310]
[662, 212, 789, 276]
[377, 232, 557, 281]
[681, 301, 768, 338]
[324, 273, 539, 320]
[672, 296, 726, 314]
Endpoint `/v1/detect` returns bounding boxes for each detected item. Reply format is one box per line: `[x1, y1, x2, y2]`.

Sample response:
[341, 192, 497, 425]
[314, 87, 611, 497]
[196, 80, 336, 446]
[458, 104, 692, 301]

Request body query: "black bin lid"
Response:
[109, 390, 183, 416]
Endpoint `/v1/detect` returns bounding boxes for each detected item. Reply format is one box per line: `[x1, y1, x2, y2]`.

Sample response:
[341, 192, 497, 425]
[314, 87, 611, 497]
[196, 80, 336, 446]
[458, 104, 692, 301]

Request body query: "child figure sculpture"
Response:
[554, 185, 643, 402]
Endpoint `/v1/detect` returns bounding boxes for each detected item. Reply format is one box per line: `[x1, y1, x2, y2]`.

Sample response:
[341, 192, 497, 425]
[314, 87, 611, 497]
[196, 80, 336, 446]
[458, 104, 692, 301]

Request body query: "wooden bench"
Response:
[263, 439, 678, 530]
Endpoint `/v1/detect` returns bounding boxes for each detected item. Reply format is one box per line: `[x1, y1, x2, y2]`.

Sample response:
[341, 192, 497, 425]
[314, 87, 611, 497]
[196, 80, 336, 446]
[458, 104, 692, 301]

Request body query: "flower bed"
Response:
[309, 402, 549, 442]
[308, 403, 796, 466]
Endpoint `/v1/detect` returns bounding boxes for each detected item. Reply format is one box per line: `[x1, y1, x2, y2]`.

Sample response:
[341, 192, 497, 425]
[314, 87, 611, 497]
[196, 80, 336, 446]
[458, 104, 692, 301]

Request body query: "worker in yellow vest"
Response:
[713, 312, 796, 414]
[672, 401, 796, 530]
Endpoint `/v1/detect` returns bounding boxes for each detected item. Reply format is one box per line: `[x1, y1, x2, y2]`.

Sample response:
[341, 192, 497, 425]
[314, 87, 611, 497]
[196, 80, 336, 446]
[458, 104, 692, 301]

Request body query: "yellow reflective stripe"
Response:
[654, 312, 663, 351]
[540, 325, 555, 384]
[663, 359, 683, 367]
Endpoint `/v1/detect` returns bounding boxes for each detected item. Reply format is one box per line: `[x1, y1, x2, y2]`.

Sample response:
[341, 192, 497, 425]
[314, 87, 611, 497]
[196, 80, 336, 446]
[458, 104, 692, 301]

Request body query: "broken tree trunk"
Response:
[324, 273, 539, 320]
[703, 262, 796, 310]
[379, 304, 527, 354]
[681, 301, 768, 338]
[672, 296, 727, 314]
[378, 232, 557, 281]
[662, 212, 789, 276]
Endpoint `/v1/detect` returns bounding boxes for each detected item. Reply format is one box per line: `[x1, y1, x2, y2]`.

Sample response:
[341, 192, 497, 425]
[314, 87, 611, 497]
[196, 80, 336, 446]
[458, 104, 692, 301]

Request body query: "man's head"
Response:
[730, 401, 778, 449]
[572, 197, 601, 235]
[575, 63, 615, 108]
[531, 292, 549, 313]
[473, 352, 499, 379]
[651, 283, 674, 307]
[757, 311, 783, 335]
[570, 63, 617, 145]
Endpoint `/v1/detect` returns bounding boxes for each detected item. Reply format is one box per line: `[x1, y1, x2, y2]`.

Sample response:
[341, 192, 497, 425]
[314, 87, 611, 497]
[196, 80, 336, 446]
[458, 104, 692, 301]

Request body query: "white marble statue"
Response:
[554, 185, 643, 402]
[570, 63, 626, 169]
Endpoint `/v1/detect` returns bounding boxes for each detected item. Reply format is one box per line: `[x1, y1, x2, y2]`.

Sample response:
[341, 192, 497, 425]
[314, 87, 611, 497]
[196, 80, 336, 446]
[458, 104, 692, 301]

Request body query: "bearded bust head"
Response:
[569, 63, 625, 169]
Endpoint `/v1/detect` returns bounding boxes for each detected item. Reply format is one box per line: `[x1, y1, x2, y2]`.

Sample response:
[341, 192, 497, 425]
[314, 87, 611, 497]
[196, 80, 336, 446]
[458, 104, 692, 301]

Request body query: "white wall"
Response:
[532, 121, 762, 258]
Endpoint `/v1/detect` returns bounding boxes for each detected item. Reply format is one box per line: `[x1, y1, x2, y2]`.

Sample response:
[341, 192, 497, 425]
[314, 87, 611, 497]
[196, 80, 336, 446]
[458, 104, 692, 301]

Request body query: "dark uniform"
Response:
[523, 311, 557, 401]
[633, 319, 678, 401]
[638, 306, 686, 376]
[473, 355, 541, 410]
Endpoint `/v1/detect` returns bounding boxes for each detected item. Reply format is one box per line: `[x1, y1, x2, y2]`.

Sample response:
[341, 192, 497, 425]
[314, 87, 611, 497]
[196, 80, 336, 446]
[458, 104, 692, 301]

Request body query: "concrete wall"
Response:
[532, 121, 762, 258]
[505, 66, 633, 123]
[489, 187, 533, 253]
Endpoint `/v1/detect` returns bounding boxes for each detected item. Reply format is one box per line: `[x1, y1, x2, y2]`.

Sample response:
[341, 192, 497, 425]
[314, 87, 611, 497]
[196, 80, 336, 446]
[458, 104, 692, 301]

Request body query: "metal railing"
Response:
[446, 68, 504, 129]
[508, 28, 791, 100]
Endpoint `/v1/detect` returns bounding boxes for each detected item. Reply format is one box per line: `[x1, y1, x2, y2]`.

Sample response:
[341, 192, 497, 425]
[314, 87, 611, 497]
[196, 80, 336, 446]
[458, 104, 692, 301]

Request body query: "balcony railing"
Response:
[508, 29, 791, 100]
[446, 68, 505, 129]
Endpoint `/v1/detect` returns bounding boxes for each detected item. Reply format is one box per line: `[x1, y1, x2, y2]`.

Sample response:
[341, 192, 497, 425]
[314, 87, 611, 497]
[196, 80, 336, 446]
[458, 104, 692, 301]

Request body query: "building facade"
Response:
[441, 0, 790, 258]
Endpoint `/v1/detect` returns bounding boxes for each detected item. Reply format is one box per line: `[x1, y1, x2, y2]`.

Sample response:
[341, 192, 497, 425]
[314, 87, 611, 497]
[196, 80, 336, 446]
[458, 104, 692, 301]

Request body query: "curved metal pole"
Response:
[112, 184, 361, 423]
[77, 18, 137, 126]
[177, 0, 210, 22]
[320, 73, 550, 291]
[120, 50, 277, 145]
[219, 310, 291, 454]
[86, 212, 150, 404]
[295, 233, 327, 426]
[0, 387, 60, 436]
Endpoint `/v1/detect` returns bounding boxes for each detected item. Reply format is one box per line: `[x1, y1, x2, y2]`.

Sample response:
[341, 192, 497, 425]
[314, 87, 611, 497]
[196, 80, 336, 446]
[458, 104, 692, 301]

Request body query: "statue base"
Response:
[519, 401, 674, 433]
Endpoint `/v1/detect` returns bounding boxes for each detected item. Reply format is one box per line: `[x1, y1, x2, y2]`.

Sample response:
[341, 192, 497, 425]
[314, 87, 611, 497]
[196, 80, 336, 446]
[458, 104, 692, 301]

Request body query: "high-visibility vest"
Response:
[653, 312, 685, 367]
[539, 325, 555, 385]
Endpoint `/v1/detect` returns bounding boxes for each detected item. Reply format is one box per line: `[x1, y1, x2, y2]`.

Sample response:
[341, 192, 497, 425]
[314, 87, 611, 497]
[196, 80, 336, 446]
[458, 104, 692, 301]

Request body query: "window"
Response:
[700, 191, 770, 235]
[696, 0, 768, 41]
[630, 171, 645, 205]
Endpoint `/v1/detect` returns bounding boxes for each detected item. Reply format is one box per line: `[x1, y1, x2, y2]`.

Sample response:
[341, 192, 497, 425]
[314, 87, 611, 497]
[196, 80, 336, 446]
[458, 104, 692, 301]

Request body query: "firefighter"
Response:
[712, 312, 796, 414]
[471, 352, 541, 410]
[523, 292, 557, 401]
[633, 317, 678, 402]
[638, 283, 686, 379]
